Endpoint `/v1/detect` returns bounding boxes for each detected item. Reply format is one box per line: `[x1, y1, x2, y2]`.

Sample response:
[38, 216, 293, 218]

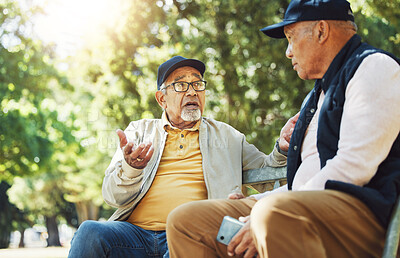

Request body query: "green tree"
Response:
[87, 0, 311, 153]
[1, 0, 78, 247]
[0, 182, 31, 248]
[95, 0, 399, 153]
[351, 0, 400, 57]
[162, 0, 310, 150]
[6, 0, 397, 234]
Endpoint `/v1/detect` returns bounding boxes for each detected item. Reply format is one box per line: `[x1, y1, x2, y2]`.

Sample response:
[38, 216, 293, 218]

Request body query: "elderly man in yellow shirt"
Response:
[68, 56, 295, 258]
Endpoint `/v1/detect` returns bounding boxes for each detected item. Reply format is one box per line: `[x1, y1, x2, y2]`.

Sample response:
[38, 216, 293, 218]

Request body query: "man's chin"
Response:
[181, 108, 201, 122]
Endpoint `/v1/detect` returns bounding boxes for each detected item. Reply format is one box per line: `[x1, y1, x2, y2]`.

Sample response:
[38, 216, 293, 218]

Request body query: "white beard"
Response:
[181, 107, 201, 122]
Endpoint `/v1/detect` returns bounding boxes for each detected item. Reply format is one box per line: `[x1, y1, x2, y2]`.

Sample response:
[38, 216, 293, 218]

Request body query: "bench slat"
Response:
[382, 197, 400, 258]
[242, 166, 286, 185]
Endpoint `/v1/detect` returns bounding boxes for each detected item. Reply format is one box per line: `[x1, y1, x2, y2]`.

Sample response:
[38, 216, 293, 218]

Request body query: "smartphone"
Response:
[216, 216, 244, 245]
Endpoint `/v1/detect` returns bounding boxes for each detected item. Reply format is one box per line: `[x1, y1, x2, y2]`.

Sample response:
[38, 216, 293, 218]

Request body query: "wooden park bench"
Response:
[242, 166, 400, 258]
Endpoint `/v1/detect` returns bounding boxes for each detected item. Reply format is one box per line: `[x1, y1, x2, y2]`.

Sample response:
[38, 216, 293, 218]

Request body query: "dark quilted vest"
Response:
[286, 35, 400, 227]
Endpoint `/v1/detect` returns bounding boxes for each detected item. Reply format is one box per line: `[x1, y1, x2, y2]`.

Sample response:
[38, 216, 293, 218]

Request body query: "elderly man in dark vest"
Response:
[166, 0, 400, 257]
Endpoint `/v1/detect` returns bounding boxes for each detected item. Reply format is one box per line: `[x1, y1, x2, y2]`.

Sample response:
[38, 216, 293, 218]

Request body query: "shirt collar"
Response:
[161, 111, 201, 132]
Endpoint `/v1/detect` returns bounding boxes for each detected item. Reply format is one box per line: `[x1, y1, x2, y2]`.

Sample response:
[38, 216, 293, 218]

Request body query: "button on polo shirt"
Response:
[170, 125, 200, 158]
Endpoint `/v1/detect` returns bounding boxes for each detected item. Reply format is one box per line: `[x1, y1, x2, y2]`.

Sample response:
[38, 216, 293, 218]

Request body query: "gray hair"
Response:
[330, 20, 358, 32]
[159, 83, 167, 95]
[301, 20, 357, 40]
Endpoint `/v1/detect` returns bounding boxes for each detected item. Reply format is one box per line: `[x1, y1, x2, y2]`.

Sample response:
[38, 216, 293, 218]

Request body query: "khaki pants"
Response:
[166, 190, 389, 258]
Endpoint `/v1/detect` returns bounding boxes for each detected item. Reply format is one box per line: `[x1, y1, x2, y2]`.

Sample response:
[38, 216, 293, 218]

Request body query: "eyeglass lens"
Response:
[173, 81, 206, 92]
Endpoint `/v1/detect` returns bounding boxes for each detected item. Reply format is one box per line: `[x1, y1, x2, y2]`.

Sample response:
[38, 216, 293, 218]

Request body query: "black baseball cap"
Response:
[260, 0, 354, 38]
[157, 56, 206, 90]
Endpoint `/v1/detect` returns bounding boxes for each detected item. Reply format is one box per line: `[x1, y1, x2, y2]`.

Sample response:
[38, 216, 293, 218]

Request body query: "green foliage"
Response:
[352, 1, 400, 57]
[0, 181, 31, 248]
[1, 0, 81, 240]
[94, 0, 399, 153]
[0, 0, 74, 182]
[102, 0, 166, 126]
[162, 0, 312, 151]
[366, 0, 400, 28]
[87, 0, 312, 153]
[2, 0, 399, 235]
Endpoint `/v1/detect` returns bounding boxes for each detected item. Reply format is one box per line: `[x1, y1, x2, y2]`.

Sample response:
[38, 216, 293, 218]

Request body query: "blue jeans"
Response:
[68, 220, 169, 258]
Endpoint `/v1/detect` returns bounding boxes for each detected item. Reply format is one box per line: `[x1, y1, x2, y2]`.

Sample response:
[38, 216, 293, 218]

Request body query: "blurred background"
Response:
[1, 0, 399, 256]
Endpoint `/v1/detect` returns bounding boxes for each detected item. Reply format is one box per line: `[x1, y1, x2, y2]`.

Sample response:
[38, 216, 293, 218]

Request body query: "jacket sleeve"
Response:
[242, 135, 287, 171]
[102, 123, 144, 208]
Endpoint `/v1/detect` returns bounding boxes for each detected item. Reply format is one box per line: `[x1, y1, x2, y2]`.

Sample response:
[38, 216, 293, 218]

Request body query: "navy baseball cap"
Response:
[157, 56, 206, 90]
[261, 0, 354, 38]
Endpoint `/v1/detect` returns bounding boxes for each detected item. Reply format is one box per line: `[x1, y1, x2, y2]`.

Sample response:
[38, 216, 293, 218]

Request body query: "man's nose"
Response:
[286, 43, 293, 59]
[186, 84, 197, 95]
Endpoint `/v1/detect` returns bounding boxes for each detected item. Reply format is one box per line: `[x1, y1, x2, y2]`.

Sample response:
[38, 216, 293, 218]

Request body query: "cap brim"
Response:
[163, 59, 206, 84]
[260, 20, 295, 38]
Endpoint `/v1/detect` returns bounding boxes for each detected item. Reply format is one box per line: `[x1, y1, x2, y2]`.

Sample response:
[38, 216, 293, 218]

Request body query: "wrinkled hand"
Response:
[279, 112, 300, 152]
[116, 129, 154, 169]
[228, 193, 257, 201]
[227, 216, 257, 258]
[228, 193, 246, 200]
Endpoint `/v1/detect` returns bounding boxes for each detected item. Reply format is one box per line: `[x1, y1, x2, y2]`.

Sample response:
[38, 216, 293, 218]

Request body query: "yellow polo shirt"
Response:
[126, 114, 207, 230]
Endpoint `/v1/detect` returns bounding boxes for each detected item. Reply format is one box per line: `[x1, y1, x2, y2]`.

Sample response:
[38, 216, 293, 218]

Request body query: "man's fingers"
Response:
[243, 246, 258, 258]
[291, 112, 300, 123]
[116, 129, 128, 148]
[235, 233, 257, 257]
[283, 132, 291, 143]
[124, 142, 154, 169]
[129, 143, 145, 159]
[140, 142, 153, 158]
[279, 132, 291, 152]
[143, 146, 155, 163]
[227, 222, 251, 256]
[124, 142, 134, 155]
[129, 142, 153, 161]
[227, 226, 245, 255]
[227, 235, 239, 256]
[228, 193, 245, 199]
[234, 236, 254, 257]
[238, 216, 250, 223]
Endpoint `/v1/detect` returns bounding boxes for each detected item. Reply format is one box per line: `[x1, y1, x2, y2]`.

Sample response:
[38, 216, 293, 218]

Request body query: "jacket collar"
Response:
[161, 111, 201, 132]
[319, 34, 362, 93]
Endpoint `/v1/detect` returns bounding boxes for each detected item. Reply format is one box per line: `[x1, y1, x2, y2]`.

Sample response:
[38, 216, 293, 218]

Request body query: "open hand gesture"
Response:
[116, 129, 154, 169]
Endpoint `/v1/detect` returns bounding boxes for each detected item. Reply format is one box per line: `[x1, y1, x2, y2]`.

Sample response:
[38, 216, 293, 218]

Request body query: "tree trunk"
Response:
[75, 201, 100, 225]
[45, 215, 61, 246]
[0, 230, 10, 249]
[0, 181, 12, 249]
[18, 229, 24, 248]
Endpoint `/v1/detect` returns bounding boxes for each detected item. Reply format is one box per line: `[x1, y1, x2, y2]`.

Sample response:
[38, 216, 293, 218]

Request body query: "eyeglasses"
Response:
[160, 80, 207, 92]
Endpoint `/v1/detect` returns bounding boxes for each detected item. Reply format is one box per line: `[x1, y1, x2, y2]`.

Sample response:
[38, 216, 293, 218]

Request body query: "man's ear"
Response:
[155, 91, 167, 109]
[316, 20, 329, 44]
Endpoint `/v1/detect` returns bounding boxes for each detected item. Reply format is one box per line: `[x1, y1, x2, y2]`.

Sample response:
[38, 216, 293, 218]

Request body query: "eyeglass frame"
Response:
[159, 80, 207, 92]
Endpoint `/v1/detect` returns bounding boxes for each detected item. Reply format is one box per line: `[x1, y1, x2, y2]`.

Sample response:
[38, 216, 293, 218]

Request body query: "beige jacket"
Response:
[103, 116, 287, 221]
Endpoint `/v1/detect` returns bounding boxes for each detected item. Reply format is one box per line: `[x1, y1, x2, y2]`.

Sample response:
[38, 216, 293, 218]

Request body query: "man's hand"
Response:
[228, 193, 257, 201]
[227, 216, 257, 258]
[279, 112, 300, 152]
[228, 193, 246, 200]
[116, 129, 154, 169]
